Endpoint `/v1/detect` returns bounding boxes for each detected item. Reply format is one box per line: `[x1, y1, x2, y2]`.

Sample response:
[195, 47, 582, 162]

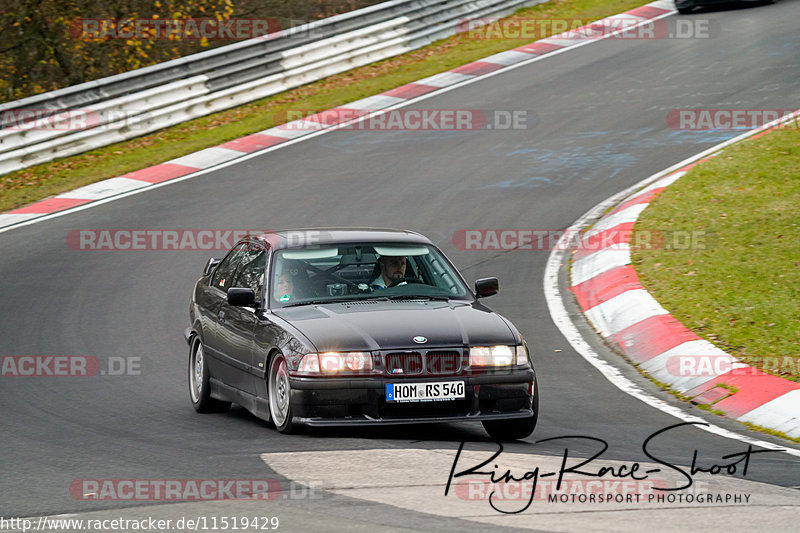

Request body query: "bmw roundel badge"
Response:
[413, 336, 427, 344]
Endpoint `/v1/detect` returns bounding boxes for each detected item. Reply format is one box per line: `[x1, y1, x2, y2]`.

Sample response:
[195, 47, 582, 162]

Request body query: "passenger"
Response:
[371, 255, 407, 289]
[275, 259, 311, 302]
[275, 272, 294, 302]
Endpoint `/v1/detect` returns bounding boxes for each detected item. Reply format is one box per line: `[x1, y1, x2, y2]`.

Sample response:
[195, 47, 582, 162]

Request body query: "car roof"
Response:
[250, 228, 433, 250]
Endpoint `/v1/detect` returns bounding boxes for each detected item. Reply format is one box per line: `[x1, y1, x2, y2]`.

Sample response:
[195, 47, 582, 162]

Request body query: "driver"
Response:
[371, 255, 407, 289]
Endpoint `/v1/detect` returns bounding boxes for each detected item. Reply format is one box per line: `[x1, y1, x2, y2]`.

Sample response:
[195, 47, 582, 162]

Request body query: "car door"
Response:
[205, 243, 249, 388]
[214, 244, 267, 395]
[252, 252, 295, 383]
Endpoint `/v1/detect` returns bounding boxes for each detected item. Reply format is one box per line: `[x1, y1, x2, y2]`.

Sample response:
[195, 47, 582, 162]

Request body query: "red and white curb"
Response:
[568, 113, 800, 440]
[0, 0, 675, 232]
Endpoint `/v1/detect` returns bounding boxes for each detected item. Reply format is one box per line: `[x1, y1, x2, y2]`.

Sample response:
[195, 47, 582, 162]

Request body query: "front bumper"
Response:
[288, 369, 535, 426]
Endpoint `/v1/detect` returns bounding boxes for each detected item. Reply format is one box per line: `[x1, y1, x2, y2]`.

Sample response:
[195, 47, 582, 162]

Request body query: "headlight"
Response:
[469, 345, 515, 367]
[297, 352, 373, 375]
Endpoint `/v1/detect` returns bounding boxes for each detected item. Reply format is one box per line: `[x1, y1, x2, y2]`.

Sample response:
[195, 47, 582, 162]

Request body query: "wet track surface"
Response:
[1, 2, 799, 528]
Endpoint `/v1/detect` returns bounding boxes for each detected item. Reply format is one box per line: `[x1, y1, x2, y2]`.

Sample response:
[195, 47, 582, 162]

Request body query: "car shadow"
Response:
[225, 404, 503, 443]
[679, 0, 774, 14]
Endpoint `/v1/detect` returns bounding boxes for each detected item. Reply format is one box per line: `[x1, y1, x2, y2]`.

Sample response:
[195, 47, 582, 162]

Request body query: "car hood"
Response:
[273, 300, 516, 352]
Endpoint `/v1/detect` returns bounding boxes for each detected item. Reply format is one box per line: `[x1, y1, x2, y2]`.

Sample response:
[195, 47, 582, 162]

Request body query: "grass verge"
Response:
[632, 122, 800, 383]
[742, 422, 800, 444]
[1, 0, 648, 212]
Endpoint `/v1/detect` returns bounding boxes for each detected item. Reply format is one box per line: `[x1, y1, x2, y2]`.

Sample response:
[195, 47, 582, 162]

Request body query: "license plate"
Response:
[386, 381, 464, 402]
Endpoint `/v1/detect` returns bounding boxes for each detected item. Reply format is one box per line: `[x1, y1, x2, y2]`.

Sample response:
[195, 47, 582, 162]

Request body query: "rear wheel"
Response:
[482, 375, 539, 441]
[189, 337, 230, 413]
[268, 353, 296, 434]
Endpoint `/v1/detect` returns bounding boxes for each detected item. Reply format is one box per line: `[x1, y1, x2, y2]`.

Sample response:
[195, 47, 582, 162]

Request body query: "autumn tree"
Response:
[0, 0, 381, 103]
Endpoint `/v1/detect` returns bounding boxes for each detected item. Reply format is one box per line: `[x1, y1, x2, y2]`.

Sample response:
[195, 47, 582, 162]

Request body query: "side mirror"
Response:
[203, 257, 221, 276]
[227, 287, 256, 307]
[475, 277, 499, 298]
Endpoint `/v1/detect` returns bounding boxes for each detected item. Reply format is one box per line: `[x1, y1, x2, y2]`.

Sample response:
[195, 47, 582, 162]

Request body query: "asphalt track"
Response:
[1, 2, 799, 530]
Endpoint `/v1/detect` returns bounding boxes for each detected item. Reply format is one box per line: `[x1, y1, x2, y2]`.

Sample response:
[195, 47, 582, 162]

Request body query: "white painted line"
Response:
[0, 213, 43, 228]
[167, 147, 244, 169]
[584, 288, 669, 337]
[737, 390, 800, 439]
[571, 244, 631, 286]
[56, 177, 148, 200]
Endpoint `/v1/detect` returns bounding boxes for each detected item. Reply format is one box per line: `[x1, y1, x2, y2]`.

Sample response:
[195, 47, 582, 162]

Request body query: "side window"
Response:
[232, 248, 266, 294]
[429, 256, 459, 294]
[211, 244, 247, 290]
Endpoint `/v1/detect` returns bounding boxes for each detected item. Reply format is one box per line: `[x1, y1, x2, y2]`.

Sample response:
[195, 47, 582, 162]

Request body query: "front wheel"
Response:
[268, 353, 296, 434]
[189, 337, 230, 413]
[482, 376, 539, 440]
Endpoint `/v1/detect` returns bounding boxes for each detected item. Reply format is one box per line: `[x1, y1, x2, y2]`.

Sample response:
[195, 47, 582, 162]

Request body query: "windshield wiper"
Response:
[387, 294, 451, 301]
[280, 298, 353, 308]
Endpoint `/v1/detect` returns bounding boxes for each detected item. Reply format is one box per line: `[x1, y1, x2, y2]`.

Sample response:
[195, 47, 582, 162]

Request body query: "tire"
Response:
[677, 6, 693, 14]
[188, 337, 230, 413]
[482, 375, 539, 441]
[268, 353, 296, 434]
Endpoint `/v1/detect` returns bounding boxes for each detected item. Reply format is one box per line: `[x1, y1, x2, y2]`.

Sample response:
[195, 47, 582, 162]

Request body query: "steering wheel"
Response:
[319, 272, 360, 291]
[387, 277, 424, 288]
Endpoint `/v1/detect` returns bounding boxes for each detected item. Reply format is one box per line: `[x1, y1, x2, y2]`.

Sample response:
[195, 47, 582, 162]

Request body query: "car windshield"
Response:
[270, 243, 471, 307]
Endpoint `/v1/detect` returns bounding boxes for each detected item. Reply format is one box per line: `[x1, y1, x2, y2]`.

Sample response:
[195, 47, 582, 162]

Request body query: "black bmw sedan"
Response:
[186, 228, 538, 440]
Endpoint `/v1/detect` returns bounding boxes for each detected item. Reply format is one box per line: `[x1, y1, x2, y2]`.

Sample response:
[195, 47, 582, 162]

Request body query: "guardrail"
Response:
[0, 0, 545, 176]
